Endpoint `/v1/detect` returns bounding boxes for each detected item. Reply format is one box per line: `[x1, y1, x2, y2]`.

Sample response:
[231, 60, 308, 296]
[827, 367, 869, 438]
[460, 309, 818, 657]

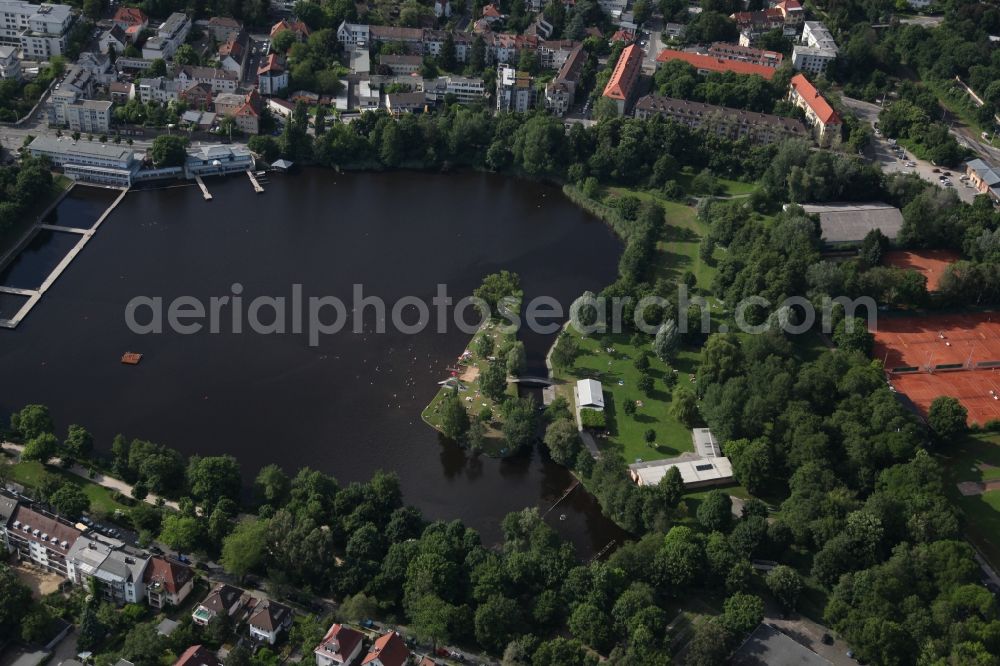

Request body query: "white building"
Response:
[184, 144, 255, 178]
[496, 64, 535, 113]
[336, 20, 369, 47]
[28, 135, 139, 186]
[0, 44, 20, 80]
[575, 378, 605, 410]
[67, 536, 149, 606]
[0, 1, 73, 59]
[48, 90, 112, 132]
[315, 624, 365, 666]
[137, 76, 181, 104]
[628, 429, 734, 488]
[192, 584, 246, 626]
[257, 53, 288, 95]
[248, 601, 293, 645]
[76, 51, 115, 84]
[142, 12, 191, 60]
[792, 21, 838, 75]
[3, 505, 81, 577]
[176, 65, 238, 93]
[425, 75, 487, 104]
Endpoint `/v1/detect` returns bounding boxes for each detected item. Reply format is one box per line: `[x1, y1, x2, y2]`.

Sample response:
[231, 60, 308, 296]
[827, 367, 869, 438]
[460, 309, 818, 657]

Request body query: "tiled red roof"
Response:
[610, 29, 634, 43]
[602, 43, 642, 101]
[655, 49, 776, 80]
[483, 3, 502, 17]
[174, 646, 222, 666]
[113, 7, 147, 26]
[362, 633, 409, 666]
[258, 53, 284, 75]
[789, 73, 840, 125]
[315, 624, 363, 663]
[143, 556, 193, 595]
[270, 19, 311, 39]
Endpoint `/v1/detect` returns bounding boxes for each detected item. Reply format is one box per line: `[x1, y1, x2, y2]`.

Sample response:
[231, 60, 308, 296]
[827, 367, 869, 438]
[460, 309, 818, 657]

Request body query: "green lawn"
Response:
[0, 175, 72, 256]
[554, 328, 701, 464]
[924, 78, 998, 145]
[6, 460, 133, 517]
[942, 432, 1000, 569]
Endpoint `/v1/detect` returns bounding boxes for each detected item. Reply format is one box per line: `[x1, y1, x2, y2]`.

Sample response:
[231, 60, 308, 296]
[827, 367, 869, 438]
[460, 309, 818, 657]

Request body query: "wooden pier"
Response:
[194, 175, 212, 200]
[246, 170, 264, 193]
[0, 187, 129, 329]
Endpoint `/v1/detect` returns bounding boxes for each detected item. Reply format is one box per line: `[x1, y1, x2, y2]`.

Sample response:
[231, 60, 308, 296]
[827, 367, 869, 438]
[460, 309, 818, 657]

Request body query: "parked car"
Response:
[822, 633, 834, 645]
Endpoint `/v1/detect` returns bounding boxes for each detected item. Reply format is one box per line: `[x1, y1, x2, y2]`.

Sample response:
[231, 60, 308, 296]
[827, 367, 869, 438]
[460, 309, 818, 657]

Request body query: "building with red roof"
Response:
[655, 49, 776, 80]
[174, 645, 222, 666]
[145, 555, 194, 609]
[112, 7, 148, 31]
[362, 632, 409, 666]
[602, 43, 643, 114]
[314, 624, 364, 666]
[270, 18, 311, 41]
[610, 28, 634, 44]
[788, 73, 841, 145]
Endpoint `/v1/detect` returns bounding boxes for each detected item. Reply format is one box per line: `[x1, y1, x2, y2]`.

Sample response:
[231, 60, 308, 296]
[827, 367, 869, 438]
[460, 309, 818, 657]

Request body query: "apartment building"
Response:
[67, 536, 149, 605]
[137, 76, 181, 104]
[144, 556, 195, 609]
[0, 1, 73, 58]
[176, 65, 239, 93]
[142, 12, 191, 60]
[788, 73, 841, 145]
[792, 21, 838, 76]
[601, 43, 643, 115]
[425, 75, 487, 104]
[28, 135, 139, 186]
[544, 43, 585, 116]
[496, 64, 535, 113]
[634, 95, 809, 144]
[5, 505, 82, 577]
[707, 42, 783, 68]
[48, 90, 112, 132]
[0, 44, 20, 80]
[257, 54, 288, 95]
[656, 49, 777, 80]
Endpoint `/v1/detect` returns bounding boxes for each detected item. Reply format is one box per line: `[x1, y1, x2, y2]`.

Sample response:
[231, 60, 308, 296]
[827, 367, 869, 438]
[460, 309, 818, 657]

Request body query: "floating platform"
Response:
[121, 352, 143, 365]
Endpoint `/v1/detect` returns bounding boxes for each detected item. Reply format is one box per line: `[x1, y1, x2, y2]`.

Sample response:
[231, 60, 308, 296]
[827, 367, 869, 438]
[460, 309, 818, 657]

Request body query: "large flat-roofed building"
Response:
[67, 535, 149, 605]
[0, 1, 73, 58]
[142, 12, 190, 60]
[184, 143, 254, 178]
[733, 624, 832, 666]
[634, 95, 808, 144]
[707, 42, 783, 68]
[966, 158, 1000, 202]
[602, 43, 643, 115]
[29, 135, 138, 187]
[629, 428, 734, 488]
[496, 64, 535, 112]
[656, 48, 776, 80]
[788, 73, 841, 145]
[4, 505, 82, 577]
[799, 202, 904, 245]
[48, 91, 112, 132]
[792, 21, 838, 76]
[0, 45, 20, 80]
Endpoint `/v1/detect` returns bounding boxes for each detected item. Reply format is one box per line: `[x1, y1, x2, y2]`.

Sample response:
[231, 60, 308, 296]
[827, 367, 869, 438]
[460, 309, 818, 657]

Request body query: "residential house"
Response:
[597, 0, 628, 21]
[231, 100, 260, 135]
[792, 21, 838, 75]
[634, 94, 809, 144]
[423, 29, 472, 64]
[774, 0, 805, 28]
[144, 556, 194, 609]
[707, 42, 782, 68]
[965, 159, 1000, 202]
[4, 504, 82, 577]
[267, 97, 295, 121]
[218, 30, 249, 77]
[257, 54, 288, 95]
[0, 1, 74, 59]
[525, 14, 553, 39]
[481, 4, 504, 24]
[0, 45, 21, 81]
[66, 536, 149, 605]
[176, 65, 239, 93]
[61, 64, 95, 96]
[137, 76, 180, 104]
[424, 75, 487, 104]
[656, 49, 777, 80]
[386, 91, 426, 115]
[788, 73, 841, 145]
[538, 38, 578, 69]
[314, 624, 365, 666]
[662, 22, 686, 39]
[433, 0, 451, 18]
[180, 81, 213, 110]
[115, 57, 155, 72]
[109, 81, 133, 104]
[362, 632, 409, 666]
[213, 91, 248, 116]
[370, 25, 424, 52]
[206, 16, 242, 42]
[610, 28, 634, 44]
[142, 12, 191, 60]
[601, 42, 642, 115]
[174, 645, 223, 666]
[100, 25, 128, 56]
[544, 42, 585, 116]
[270, 18, 311, 42]
[731, 8, 787, 46]
[192, 584, 245, 626]
[496, 64, 535, 112]
[77, 51, 115, 84]
[112, 7, 147, 33]
[248, 601, 293, 645]
[378, 54, 423, 75]
[336, 20, 369, 47]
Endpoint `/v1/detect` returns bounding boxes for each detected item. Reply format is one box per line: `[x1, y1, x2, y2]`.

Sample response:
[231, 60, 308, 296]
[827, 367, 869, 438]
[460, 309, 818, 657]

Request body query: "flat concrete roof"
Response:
[733, 624, 831, 666]
[799, 202, 904, 244]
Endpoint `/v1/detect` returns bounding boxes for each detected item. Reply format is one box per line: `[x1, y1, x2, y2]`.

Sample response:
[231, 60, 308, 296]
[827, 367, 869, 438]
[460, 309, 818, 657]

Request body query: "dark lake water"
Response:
[0, 171, 628, 554]
[0, 229, 81, 290]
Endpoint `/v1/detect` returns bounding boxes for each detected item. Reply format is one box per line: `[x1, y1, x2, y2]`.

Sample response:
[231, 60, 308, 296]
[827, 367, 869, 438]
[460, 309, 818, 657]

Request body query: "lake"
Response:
[0, 169, 628, 553]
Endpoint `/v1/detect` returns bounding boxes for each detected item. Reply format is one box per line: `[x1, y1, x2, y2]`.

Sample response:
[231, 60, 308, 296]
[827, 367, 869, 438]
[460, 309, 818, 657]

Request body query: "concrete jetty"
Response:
[194, 175, 212, 200]
[0, 187, 129, 329]
[247, 170, 264, 193]
[38, 224, 89, 234]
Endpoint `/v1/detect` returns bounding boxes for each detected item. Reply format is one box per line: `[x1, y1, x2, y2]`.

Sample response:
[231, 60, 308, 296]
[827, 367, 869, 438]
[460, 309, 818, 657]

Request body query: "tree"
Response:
[150, 135, 188, 167]
[551, 333, 579, 371]
[21, 604, 53, 644]
[481, 359, 508, 401]
[766, 565, 803, 611]
[220, 517, 270, 578]
[928, 396, 967, 441]
[543, 418, 580, 466]
[834, 317, 873, 355]
[10, 404, 53, 440]
[187, 455, 242, 506]
[439, 31, 457, 71]
[721, 593, 764, 637]
[501, 397, 537, 452]
[64, 424, 93, 459]
[173, 44, 199, 65]
[254, 464, 291, 506]
[148, 58, 167, 77]
[505, 341, 527, 377]
[0, 566, 32, 642]
[120, 622, 166, 666]
[409, 594, 456, 648]
[476, 596, 524, 654]
[637, 374, 654, 395]
[653, 320, 679, 361]
[49, 483, 89, 519]
[725, 438, 770, 494]
[22, 433, 59, 463]
[474, 270, 521, 317]
[158, 514, 202, 553]
[339, 592, 378, 622]
[670, 386, 699, 427]
[697, 490, 733, 533]
[272, 29, 296, 54]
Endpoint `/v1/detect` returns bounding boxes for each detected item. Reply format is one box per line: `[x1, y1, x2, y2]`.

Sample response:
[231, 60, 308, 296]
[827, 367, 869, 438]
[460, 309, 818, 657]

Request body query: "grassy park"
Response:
[4, 459, 133, 517]
[943, 432, 1000, 568]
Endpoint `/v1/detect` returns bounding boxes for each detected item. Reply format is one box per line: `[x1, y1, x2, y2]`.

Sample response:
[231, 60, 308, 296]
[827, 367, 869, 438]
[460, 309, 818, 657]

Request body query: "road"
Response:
[840, 95, 982, 203]
[640, 18, 664, 74]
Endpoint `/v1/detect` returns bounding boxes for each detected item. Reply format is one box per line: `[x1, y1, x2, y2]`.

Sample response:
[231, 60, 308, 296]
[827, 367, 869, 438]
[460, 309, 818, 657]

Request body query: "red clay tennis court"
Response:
[883, 249, 959, 292]
[874, 312, 1000, 425]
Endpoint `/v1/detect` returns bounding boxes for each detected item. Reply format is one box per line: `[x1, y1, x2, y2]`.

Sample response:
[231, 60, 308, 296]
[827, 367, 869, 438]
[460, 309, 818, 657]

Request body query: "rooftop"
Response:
[602, 43, 642, 100]
[629, 454, 734, 486]
[789, 74, 840, 124]
[656, 49, 776, 80]
[732, 624, 831, 666]
[799, 202, 904, 244]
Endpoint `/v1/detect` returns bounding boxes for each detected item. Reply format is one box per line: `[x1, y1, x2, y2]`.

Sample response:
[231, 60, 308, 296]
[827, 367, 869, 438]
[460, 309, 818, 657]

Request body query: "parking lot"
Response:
[871, 132, 979, 204]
